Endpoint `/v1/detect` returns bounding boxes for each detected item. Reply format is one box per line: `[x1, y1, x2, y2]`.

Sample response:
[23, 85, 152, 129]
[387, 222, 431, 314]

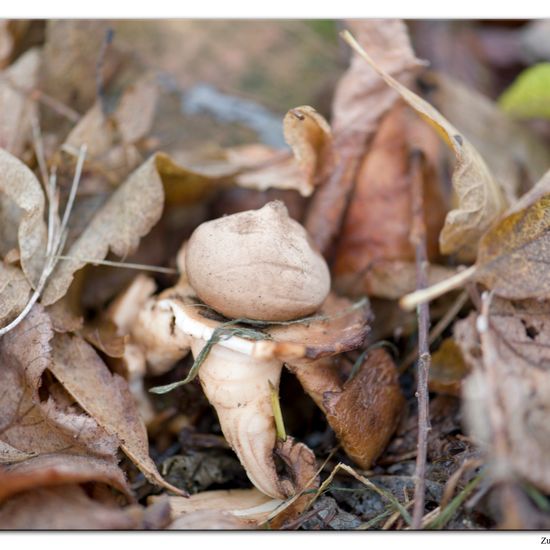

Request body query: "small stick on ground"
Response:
[409, 150, 432, 529]
[96, 27, 115, 114]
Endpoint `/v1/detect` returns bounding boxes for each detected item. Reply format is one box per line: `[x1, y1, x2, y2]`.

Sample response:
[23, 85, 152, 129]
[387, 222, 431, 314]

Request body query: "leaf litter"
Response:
[1, 18, 550, 531]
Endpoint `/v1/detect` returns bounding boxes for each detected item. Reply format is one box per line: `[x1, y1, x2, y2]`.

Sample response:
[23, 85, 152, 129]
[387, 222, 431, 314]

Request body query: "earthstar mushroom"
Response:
[127, 201, 400, 498]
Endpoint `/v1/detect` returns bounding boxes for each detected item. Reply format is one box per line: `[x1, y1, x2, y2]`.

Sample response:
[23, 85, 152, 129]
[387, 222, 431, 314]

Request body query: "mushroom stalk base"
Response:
[192, 340, 285, 499]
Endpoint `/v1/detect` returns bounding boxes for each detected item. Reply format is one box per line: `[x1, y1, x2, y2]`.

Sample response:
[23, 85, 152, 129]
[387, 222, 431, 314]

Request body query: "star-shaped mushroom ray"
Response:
[263, 293, 372, 361]
[140, 290, 372, 499]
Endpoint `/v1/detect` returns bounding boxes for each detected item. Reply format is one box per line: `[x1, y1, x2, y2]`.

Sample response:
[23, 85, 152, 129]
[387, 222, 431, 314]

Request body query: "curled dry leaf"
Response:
[164, 104, 331, 200]
[401, 171, 550, 309]
[287, 348, 404, 469]
[281, 106, 332, 194]
[160, 488, 279, 530]
[425, 71, 550, 202]
[0, 486, 139, 530]
[461, 297, 550, 493]
[305, 19, 423, 255]
[0, 48, 40, 157]
[49, 332, 185, 495]
[0, 148, 47, 288]
[343, 31, 507, 262]
[332, 101, 447, 298]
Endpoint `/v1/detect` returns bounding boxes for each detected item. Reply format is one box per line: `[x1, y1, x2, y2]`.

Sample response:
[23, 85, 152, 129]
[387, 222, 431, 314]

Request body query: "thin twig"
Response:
[96, 28, 115, 115]
[399, 290, 469, 373]
[409, 151, 432, 529]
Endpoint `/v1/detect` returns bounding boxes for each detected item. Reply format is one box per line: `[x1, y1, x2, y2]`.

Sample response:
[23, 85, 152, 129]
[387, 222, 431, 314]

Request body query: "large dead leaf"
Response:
[461, 298, 550, 492]
[0, 48, 40, 157]
[42, 154, 164, 305]
[0, 486, 138, 529]
[332, 101, 446, 298]
[0, 148, 47, 288]
[50, 332, 184, 495]
[305, 19, 423, 255]
[343, 31, 508, 262]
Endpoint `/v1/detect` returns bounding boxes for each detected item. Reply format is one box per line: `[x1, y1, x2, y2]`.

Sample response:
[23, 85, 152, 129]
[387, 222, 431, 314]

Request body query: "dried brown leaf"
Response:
[333, 101, 446, 298]
[162, 488, 276, 529]
[42, 155, 164, 306]
[0, 453, 132, 502]
[0, 306, 118, 458]
[462, 298, 550, 492]
[338, 260, 459, 301]
[0, 442, 36, 464]
[282, 106, 332, 195]
[50, 332, 184, 495]
[0, 486, 138, 529]
[472, 176, 550, 300]
[343, 30, 508, 262]
[0, 264, 31, 328]
[305, 19, 423, 254]
[42, 20, 119, 113]
[0, 148, 47, 288]
[114, 75, 159, 144]
[426, 71, 550, 202]
[332, 20, 422, 152]
[0, 48, 40, 157]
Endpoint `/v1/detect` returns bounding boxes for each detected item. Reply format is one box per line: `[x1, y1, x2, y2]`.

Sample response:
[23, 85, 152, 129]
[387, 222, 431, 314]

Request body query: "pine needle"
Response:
[55, 255, 178, 275]
[269, 381, 287, 441]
